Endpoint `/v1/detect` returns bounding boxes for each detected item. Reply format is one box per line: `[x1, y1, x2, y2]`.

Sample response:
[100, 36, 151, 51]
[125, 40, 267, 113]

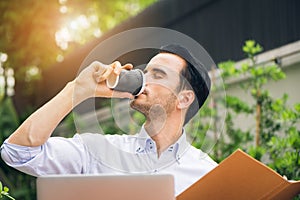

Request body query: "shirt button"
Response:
[154, 169, 158, 173]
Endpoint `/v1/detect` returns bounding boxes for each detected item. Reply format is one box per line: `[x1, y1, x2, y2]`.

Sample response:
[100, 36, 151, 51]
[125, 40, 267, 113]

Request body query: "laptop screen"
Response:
[37, 174, 175, 200]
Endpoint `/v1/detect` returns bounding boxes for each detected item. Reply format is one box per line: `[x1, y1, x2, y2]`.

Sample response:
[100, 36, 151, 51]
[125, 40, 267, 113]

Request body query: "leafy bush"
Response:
[191, 40, 300, 185]
[0, 175, 15, 199]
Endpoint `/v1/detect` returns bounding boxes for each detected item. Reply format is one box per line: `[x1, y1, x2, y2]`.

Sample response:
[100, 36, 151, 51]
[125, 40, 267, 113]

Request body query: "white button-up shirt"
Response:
[1, 127, 217, 196]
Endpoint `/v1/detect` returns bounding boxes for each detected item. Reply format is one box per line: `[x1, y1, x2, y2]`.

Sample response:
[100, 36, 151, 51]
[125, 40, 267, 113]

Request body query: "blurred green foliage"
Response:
[0, 180, 15, 200]
[0, 96, 36, 199]
[0, 0, 157, 199]
[0, 1, 299, 197]
[0, 0, 157, 107]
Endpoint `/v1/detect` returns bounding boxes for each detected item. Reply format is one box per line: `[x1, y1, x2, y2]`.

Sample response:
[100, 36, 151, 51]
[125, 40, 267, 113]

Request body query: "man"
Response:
[1, 44, 217, 196]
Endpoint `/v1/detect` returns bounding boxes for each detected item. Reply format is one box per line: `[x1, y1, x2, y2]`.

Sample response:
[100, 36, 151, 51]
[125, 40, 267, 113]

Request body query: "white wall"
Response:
[224, 41, 300, 133]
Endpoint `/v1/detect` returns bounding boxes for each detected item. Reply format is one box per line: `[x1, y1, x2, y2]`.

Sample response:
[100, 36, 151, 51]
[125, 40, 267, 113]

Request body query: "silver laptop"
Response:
[37, 174, 175, 200]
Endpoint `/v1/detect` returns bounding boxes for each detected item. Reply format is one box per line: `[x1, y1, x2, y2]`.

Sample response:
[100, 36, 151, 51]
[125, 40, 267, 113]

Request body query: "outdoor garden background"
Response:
[0, 0, 299, 199]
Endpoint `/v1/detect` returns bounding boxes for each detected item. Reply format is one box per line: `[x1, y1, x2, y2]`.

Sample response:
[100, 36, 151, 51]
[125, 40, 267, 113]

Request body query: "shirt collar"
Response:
[136, 126, 155, 153]
[136, 125, 190, 159]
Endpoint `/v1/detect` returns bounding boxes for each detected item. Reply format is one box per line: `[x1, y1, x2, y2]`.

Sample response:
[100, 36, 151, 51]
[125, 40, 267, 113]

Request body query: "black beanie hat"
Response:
[160, 44, 211, 124]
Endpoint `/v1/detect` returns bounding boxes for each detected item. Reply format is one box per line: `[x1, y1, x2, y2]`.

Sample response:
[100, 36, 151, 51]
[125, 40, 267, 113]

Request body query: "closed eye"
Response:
[150, 68, 167, 79]
[152, 72, 164, 79]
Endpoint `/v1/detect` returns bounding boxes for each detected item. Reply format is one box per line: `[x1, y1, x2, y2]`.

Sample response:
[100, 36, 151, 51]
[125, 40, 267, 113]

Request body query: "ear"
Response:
[177, 90, 195, 109]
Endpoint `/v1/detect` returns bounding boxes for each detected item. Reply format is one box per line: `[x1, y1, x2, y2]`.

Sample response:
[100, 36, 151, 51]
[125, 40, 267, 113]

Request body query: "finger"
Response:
[95, 83, 134, 99]
[91, 61, 104, 71]
[98, 66, 114, 82]
[94, 67, 106, 76]
[94, 71, 105, 83]
[111, 90, 135, 99]
[93, 65, 108, 83]
[122, 63, 134, 70]
[113, 62, 133, 75]
[112, 61, 123, 75]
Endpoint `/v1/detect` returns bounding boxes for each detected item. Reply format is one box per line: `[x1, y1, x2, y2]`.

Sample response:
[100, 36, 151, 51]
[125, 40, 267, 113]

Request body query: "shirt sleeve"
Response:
[0, 134, 88, 177]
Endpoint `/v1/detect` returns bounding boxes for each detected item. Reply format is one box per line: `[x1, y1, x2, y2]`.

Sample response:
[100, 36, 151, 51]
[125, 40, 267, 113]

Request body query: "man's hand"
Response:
[73, 61, 134, 103]
[7, 60, 134, 146]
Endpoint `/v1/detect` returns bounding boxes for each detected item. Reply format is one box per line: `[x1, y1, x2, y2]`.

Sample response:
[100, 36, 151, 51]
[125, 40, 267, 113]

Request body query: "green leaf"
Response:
[256, 66, 264, 76]
[241, 63, 249, 72]
[218, 61, 238, 77]
[242, 46, 249, 53]
[294, 103, 300, 112]
[4, 186, 9, 193]
[251, 88, 257, 96]
[245, 40, 255, 48]
[243, 40, 263, 56]
[248, 146, 266, 161]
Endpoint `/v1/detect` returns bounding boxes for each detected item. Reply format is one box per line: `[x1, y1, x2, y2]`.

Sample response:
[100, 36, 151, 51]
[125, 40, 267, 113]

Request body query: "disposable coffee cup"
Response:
[106, 69, 145, 96]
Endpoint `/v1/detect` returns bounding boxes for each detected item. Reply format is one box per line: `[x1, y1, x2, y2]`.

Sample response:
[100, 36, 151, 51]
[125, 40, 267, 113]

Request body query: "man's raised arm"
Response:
[7, 61, 133, 147]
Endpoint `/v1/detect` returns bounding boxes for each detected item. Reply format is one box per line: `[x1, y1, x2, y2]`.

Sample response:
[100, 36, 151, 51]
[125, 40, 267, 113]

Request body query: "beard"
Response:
[130, 91, 177, 120]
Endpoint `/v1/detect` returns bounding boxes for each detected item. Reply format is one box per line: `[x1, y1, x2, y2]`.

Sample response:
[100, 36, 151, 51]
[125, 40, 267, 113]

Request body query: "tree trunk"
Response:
[255, 90, 261, 146]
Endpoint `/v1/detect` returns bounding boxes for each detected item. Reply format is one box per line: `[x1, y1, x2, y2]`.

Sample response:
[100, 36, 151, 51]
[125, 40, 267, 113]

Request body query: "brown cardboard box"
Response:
[177, 149, 300, 200]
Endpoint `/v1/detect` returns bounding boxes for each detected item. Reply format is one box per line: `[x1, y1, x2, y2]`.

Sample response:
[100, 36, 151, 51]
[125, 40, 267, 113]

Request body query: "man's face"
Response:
[130, 53, 186, 118]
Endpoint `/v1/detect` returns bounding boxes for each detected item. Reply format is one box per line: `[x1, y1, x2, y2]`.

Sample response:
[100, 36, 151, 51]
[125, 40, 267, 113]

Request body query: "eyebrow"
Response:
[144, 67, 167, 76]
